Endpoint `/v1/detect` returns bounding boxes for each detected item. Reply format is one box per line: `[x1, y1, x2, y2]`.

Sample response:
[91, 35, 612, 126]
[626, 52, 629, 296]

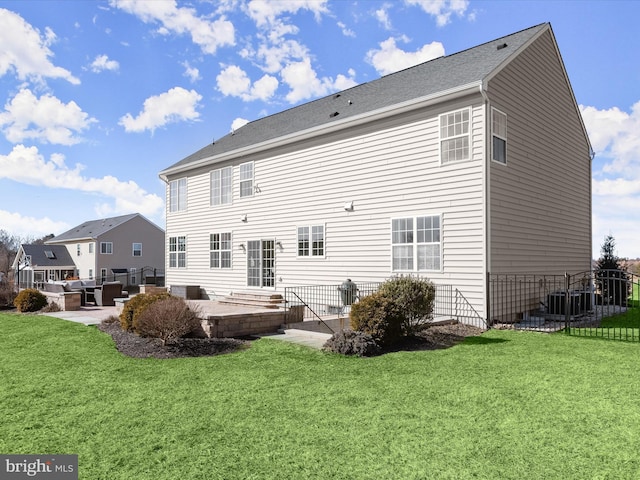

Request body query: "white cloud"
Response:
[375, 6, 393, 30]
[366, 36, 445, 76]
[0, 144, 164, 217]
[281, 58, 357, 103]
[0, 89, 96, 145]
[119, 87, 202, 133]
[231, 117, 249, 132]
[246, 0, 329, 27]
[0, 8, 79, 85]
[404, 0, 469, 27]
[90, 54, 120, 73]
[581, 101, 640, 259]
[0, 210, 69, 240]
[337, 21, 355, 37]
[110, 0, 235, 54]
[182, 61, 200, 82]
[216, 65, 278, 102]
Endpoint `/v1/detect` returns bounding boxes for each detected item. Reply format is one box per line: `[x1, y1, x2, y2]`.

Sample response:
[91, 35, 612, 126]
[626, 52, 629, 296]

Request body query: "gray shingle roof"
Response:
[21, 244, 75, 268]
[46, 213, 140, 243]
[161, 23, 548, 176]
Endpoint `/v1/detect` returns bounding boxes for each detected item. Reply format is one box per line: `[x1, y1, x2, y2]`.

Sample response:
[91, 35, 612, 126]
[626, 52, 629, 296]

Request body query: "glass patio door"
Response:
[247, 239, 275, 287]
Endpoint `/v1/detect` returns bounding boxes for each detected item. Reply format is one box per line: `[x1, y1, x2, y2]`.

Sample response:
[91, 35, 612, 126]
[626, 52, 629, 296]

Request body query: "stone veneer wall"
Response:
[202, 311, 285, 338]
[42, 291, 81, 311]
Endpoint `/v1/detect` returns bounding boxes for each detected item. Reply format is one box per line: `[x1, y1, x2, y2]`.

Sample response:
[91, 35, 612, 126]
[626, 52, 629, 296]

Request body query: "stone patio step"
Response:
[218, 291, 285, 309]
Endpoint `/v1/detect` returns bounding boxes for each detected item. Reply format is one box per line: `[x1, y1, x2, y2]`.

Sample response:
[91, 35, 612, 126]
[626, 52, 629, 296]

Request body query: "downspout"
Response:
[479, 82, 491, 326]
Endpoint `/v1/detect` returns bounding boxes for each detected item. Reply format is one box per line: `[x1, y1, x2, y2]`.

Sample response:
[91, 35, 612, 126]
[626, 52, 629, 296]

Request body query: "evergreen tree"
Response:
[595, 235, 628, 305]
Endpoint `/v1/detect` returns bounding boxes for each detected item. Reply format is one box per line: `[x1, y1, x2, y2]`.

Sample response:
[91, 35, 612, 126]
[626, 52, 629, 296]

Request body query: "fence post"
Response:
[564, 272, 570, 331]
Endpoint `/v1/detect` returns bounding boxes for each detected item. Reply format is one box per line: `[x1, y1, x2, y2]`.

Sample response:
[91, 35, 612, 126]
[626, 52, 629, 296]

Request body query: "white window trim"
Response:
[491, 107, 507, 165]
[132, 242, 142, 257]
[439, 107, 471, 164]
[210, 166, 233, 206]
[100, 242, 113, 255]
[169, 177, 187, 213]
[390, 214, 442, 273]
[296, 224, 325, 258]
[209, 232, 232, 269]
[239, 161, 254, 198]
[169, 235, 187, 269]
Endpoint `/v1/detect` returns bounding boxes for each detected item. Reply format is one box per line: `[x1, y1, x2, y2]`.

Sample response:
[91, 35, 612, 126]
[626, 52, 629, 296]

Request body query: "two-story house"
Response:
[41, 213, 165, 287]
[158, 23, 592, 323]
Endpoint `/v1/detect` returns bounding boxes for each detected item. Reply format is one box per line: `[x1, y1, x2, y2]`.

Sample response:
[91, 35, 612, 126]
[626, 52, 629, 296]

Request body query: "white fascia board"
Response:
[159, 82, 483, 180]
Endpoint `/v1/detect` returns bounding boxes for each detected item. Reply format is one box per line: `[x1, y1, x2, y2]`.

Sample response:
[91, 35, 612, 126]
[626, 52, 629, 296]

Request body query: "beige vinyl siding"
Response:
[488, 30, 591, 277]
[165, 97, 487, 313]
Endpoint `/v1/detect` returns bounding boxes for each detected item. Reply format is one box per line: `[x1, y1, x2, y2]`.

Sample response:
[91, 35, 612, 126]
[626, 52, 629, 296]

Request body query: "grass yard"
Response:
[2, 313, 640, 479]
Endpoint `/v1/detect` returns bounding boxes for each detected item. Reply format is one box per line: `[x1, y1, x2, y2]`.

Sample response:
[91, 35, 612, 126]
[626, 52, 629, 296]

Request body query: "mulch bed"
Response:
[98, 318, 484, 359]
[98, 319, 250, 359]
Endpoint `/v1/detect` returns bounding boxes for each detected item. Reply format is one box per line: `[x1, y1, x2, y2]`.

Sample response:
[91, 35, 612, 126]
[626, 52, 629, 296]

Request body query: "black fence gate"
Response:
[488, 270, 640, 341]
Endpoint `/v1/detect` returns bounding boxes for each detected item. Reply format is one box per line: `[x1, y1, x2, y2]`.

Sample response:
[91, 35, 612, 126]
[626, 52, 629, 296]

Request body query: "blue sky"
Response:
[0, 0, 638, 259]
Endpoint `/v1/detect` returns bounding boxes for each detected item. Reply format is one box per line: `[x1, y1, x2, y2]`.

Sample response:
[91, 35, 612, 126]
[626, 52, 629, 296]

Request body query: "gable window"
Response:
[297, 225, 324, 257]
[440, 108, 470, 163]
[89, 269, 93, 280]
[76, 244, 81, 256]
[169, 178, 187, 212]
[169, 236, 186, 268]
[492, 108, 507, 164]
[100, 242, 113, 254]
[132, 243, 142, 257]
[239, 162, 254, 197]
[210, 233, 232, 268]
[89, 243, 94, 254]
[211, 167, 232, 206]
[392, 215, 441, 271]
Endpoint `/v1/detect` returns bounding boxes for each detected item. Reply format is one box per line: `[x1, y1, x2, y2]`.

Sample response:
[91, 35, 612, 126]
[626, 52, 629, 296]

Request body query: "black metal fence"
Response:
[488, 270, 640, 341]
[283, 281, 487, 329]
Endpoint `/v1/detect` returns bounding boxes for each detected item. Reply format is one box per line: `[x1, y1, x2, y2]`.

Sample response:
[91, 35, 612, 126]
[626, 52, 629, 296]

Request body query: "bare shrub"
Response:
[135, 296, 201, 346]
[323, 329, 380, 357]
[119, 292, 171, 332]
[0, 281, 16, 307]
[40, 301, 61, 313]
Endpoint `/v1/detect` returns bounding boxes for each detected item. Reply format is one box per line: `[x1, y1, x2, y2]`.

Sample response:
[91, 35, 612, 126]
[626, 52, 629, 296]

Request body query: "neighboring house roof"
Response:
[160, 23, 555, 178]
[46, 213, 163, 243]
[18, 244, 75, 268]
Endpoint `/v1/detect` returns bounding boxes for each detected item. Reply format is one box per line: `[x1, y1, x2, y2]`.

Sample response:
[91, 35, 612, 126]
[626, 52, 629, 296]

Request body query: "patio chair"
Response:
[94, 282, 123, 306]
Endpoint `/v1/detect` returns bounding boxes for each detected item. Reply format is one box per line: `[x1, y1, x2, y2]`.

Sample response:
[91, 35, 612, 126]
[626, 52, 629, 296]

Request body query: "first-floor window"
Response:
[100, 268, 107, 283]
[100, 242, 113, 254]
[297, 225, 324, 257]
[169, 236, 186, 268]
[210, 233, 232, 268]
[130, 268, 137, 285]
[392, 215, 441, 271]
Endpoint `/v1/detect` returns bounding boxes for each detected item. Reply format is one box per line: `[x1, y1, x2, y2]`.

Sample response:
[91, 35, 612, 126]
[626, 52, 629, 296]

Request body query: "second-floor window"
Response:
[440, 108, 470, 163]
[100, 242, 113, 254]
[492, 108, 507, 164]
[132, 243, 142, 257]
[239, 162, 254, 197]
[89, 243, 94, 254]
[211, 167, 233, 205]
[77, 244, 81, 256]
[169, 178, 187, 212]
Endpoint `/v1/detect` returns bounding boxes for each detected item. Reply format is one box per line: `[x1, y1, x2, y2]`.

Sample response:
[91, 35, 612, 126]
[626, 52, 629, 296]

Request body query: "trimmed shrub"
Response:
[349, 291, 403, 346]
[323, 329, 380, 357]
[378, 275, 435, 335]
[14, 288, 48, 313]
[120, 292, 172, 332]
[135, 296, 201, 346]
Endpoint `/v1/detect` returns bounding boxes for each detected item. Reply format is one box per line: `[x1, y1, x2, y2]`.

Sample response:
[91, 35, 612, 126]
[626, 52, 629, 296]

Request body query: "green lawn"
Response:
[2, 313, 640, 479]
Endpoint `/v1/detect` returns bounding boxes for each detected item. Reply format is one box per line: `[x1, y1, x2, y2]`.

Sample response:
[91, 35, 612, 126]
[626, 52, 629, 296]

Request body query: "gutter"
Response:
[159, 82, 483, 181]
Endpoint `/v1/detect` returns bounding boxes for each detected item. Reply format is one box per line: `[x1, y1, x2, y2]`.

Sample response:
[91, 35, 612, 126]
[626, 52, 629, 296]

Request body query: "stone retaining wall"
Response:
[202, 311, 285, 338]
[41, 291, 81, 311]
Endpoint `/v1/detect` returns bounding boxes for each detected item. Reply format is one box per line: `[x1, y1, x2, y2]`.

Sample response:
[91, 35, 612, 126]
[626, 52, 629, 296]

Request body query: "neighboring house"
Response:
[40, 213, 165, 287]
[12, 244, 76, 288]
[158, 23, 592, 323]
